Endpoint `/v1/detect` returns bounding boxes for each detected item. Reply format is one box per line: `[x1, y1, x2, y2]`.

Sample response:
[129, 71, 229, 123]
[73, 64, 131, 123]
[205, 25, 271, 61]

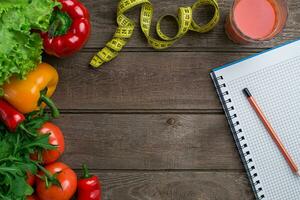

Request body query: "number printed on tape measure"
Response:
[90, 0, 220, 68]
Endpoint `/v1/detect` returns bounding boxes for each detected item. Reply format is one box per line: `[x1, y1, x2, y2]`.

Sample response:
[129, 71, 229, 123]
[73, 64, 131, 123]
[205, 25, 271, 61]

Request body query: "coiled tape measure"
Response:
[90, 0, 220, 68]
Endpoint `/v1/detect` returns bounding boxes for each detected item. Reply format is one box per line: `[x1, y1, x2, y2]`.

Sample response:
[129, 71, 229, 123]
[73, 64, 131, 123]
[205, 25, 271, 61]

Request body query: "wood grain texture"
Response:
[81, 171, 254, 200]
[54, 113, 242, 170]
[40, 0, 297, 198]
[45, 51, 250, 110]
[82, 0, 300, 50]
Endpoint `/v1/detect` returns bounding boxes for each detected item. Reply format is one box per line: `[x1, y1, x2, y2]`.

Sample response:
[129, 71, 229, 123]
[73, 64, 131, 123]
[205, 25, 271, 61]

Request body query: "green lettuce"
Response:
[0, 0, 59, 86]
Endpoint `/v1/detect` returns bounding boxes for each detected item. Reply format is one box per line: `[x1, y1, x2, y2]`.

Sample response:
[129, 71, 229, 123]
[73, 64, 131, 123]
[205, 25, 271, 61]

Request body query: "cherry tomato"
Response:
[32, 122, 65, 164]
[36, 162, 77, 200]
[26, 171, 35, 186]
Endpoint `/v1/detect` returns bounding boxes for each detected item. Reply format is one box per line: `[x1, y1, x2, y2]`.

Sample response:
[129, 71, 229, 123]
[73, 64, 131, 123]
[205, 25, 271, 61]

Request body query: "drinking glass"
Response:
[225, 0, 288, 44]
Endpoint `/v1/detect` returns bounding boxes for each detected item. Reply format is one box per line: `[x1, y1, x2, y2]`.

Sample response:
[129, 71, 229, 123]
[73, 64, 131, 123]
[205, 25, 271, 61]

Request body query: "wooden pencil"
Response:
[243, 88, 299, 176]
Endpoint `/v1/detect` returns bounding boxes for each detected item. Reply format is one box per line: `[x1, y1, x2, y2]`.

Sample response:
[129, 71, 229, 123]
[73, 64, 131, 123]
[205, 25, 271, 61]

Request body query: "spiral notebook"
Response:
[210, 40, 300, 200]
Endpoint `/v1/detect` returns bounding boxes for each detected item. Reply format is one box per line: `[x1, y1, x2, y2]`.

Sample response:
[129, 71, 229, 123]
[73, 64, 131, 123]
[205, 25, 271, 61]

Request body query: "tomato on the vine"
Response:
[32, 122, 65, 164]
[36, 162, 77, 200]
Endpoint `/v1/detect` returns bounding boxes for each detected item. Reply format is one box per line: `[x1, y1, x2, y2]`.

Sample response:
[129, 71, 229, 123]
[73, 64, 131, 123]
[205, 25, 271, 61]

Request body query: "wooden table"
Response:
[44, 0, 299, 199]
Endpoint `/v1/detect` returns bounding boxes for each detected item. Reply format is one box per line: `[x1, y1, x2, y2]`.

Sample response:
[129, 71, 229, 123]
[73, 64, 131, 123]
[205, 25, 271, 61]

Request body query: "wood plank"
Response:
[45, 51, 250, 110]
[83, 0, 300, 50]
[78, 171, 254, 200]
[55, 113, 242, 170]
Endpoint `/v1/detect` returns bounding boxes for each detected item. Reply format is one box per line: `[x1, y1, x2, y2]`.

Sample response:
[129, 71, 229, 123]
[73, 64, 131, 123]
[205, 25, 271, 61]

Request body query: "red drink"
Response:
[226, 0, 288, 44]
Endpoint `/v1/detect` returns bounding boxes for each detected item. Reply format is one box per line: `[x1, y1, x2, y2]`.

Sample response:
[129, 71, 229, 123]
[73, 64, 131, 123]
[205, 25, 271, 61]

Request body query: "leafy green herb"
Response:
[0, 0, 60, 86]
[0, 111, 56, 199]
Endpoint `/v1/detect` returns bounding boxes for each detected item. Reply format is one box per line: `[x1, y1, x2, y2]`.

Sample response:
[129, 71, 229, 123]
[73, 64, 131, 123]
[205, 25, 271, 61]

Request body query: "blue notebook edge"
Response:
[212, 39, 300, 72]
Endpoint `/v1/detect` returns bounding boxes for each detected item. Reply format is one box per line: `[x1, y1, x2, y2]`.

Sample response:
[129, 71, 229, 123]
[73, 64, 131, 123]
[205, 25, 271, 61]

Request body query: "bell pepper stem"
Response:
[82, 164, 91, 179]
[49, 10, 73, 37]
[40, 94, 60, 118]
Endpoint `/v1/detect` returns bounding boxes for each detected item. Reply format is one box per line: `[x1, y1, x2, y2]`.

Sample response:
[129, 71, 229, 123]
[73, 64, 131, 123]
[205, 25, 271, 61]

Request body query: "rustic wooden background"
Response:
[44, 0, 299, 199]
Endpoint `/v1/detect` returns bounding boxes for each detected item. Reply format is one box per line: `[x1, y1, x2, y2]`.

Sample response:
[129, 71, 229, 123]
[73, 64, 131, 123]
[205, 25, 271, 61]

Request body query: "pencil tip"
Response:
[296, 171, 300, 177]
[243, 88, 252, 97]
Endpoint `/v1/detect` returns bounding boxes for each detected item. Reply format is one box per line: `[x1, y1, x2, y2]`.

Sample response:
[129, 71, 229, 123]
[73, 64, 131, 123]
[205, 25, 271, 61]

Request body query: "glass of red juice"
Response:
[225, 0, 288, 44]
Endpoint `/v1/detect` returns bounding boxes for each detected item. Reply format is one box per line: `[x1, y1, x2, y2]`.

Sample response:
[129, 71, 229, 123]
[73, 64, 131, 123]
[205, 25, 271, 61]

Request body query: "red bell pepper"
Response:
[41, 0, 91, 57]
[77, 164, 101, 200]
[0, 100, 25, 132]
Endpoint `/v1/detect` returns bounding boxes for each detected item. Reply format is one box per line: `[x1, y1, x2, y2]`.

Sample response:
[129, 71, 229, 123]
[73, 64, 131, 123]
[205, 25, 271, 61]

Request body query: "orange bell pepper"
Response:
[3, 63, 60, 118]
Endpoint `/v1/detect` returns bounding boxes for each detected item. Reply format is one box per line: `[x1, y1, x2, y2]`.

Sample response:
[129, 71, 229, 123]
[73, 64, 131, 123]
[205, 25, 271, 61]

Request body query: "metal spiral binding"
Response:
[215, 75, 265, 200]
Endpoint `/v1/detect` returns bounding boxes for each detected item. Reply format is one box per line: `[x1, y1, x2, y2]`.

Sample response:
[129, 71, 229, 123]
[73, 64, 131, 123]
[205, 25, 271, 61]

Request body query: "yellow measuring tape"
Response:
[90, 0, 220, 68]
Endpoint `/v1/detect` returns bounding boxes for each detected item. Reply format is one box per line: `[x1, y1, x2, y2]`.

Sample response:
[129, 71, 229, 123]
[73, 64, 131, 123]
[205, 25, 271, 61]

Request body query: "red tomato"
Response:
[32, 122, 65, 164]
[26, 171, 35, 186]
[27, 195, 39, 200]
[36, 162, 77, 200]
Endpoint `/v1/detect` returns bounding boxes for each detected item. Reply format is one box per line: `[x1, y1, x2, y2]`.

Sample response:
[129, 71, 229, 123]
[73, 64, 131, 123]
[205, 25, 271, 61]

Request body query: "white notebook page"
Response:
[212, 40, 300, 200]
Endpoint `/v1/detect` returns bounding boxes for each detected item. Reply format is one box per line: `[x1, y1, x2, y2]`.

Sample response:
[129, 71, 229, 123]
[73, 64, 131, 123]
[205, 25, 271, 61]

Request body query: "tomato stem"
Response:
[36, 163, 62, 189]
